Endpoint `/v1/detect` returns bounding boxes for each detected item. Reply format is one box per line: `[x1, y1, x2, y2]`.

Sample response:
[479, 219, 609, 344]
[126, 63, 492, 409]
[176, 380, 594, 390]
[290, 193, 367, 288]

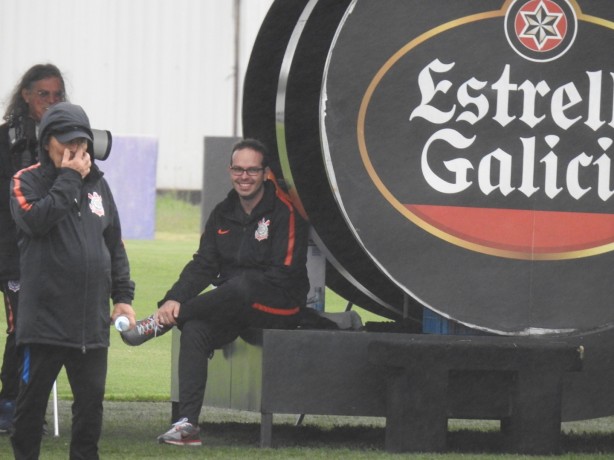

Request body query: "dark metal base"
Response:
[368, 337, 583, 454]
[201, 329, 583, 452]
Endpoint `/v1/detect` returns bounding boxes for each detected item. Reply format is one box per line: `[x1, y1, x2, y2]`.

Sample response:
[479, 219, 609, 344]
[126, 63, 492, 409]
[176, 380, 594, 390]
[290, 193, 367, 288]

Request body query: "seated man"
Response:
[122, 138, 310, 446]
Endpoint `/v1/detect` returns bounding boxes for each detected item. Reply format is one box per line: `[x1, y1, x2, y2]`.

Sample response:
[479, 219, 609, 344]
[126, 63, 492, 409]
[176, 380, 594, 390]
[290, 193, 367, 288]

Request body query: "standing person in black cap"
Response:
[0, 64, 67, 432]
[9, 102, 136, 460]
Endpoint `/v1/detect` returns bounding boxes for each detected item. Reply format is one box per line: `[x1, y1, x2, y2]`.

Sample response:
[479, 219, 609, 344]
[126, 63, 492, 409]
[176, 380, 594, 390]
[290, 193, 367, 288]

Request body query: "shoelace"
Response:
[172, 418, 191, 430]
[136, 317, 164, 336]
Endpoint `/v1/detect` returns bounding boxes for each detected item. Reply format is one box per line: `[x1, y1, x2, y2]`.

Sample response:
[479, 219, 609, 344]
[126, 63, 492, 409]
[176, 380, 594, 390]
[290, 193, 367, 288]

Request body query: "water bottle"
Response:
[114, 315, 130, 332]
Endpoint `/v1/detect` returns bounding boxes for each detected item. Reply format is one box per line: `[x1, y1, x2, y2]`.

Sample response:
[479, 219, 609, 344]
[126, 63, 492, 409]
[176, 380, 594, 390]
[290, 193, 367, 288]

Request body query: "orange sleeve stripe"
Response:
[252, 302, 300, 316]
[275, 187, 296, 266]
[12, 166, 37, 212]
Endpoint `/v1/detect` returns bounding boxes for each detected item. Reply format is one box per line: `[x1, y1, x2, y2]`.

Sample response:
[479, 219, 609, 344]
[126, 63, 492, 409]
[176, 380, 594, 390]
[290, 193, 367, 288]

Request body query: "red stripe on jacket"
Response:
[12, 164, 40, 212]
[252, 302, 300, 316]
[275, 187, 296, 267]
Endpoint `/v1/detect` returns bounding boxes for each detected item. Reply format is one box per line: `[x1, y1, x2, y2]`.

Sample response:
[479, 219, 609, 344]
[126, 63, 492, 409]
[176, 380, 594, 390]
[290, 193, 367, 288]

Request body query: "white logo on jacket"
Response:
[255, 218, 270, 241]
[8, 280, 20, 292]
[88, 192, 105, 217]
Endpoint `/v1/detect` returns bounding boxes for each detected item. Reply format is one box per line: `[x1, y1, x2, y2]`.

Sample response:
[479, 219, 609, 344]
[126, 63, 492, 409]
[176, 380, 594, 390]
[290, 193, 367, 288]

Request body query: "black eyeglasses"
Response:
[35, 90, 66, 101]
[229, 166, 265, 176]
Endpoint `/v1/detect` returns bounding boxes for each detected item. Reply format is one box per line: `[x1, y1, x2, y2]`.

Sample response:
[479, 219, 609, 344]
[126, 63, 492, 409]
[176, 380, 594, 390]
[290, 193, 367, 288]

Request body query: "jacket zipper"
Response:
[75, 195, 88, 354]
[237, 223, 248, 264]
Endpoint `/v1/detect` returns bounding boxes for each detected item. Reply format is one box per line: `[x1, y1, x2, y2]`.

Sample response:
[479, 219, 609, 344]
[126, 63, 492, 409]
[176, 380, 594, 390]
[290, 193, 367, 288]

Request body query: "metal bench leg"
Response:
[505, 372, 564, 454]
[260, 412, 273, 448]
[385, 368, 448, 452]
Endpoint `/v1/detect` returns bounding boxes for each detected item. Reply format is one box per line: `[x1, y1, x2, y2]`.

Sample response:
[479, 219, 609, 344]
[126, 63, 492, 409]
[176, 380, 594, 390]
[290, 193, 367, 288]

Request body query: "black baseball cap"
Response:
[54, 126, 93, 143]
[39, 102, 93, 145]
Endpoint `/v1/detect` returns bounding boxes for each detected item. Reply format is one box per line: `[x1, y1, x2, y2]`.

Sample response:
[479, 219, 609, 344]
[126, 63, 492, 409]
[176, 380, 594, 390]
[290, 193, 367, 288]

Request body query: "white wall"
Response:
[0, 0, 274, 190]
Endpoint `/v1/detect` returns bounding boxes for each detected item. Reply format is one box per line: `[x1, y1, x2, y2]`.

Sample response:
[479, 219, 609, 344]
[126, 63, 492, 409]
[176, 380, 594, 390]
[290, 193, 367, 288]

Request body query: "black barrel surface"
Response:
[242, 0, 614, 420]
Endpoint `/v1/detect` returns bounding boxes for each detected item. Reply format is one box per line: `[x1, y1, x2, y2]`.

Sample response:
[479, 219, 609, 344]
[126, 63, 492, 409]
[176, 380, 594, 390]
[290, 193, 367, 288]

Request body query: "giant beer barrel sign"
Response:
[321, 0, 614, 334]
[243, 0, 614, 419]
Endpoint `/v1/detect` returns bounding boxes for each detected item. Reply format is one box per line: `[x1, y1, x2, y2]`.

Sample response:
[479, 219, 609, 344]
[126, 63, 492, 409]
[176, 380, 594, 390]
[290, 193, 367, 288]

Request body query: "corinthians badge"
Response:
[255, 218, 270, 241]
[88, 191, 105, 217]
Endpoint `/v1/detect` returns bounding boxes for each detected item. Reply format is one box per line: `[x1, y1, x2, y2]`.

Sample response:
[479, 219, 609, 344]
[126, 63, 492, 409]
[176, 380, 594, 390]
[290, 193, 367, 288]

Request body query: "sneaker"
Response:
[157, 418, 201, 446]
[0, 399, 15, 433]
[120, 314, 170, 346]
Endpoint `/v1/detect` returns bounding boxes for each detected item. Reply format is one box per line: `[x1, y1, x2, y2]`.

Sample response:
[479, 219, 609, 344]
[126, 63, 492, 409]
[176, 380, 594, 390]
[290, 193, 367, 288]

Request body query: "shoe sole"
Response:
[121, 326, 169, 346]
[159, 438, 202, 446]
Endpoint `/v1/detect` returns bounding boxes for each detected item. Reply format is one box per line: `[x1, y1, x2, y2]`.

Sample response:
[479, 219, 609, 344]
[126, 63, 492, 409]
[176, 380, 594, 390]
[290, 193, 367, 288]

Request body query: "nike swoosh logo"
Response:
[217, 229, 230, 235]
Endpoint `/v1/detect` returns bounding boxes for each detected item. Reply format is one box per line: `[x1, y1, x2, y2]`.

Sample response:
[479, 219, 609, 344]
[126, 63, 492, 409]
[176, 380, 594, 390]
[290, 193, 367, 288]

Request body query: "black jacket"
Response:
[161, 180, 310, 309]
[10, 159, 134, 349]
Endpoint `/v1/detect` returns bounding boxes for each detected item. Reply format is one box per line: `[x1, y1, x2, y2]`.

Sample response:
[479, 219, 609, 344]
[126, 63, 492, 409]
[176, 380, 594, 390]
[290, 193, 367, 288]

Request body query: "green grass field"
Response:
[1, 194, 614, 458]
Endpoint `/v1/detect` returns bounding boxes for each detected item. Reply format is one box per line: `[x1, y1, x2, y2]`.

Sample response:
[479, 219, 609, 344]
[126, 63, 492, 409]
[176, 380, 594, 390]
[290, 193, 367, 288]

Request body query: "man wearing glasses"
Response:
[0, 64, 66, 432]
[122, 138, 310, 446]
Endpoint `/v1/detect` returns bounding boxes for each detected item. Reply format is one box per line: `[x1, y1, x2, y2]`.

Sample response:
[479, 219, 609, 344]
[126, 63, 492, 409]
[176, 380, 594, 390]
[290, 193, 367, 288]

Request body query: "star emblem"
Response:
[518, 0, 564, 50]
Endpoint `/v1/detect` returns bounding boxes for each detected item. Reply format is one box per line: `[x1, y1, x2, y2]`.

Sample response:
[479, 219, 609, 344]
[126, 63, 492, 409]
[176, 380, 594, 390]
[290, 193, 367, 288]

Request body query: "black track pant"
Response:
[176, 274, 301, 424]
[0, 281, 19, 400]
[11, 344, 107, 460]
